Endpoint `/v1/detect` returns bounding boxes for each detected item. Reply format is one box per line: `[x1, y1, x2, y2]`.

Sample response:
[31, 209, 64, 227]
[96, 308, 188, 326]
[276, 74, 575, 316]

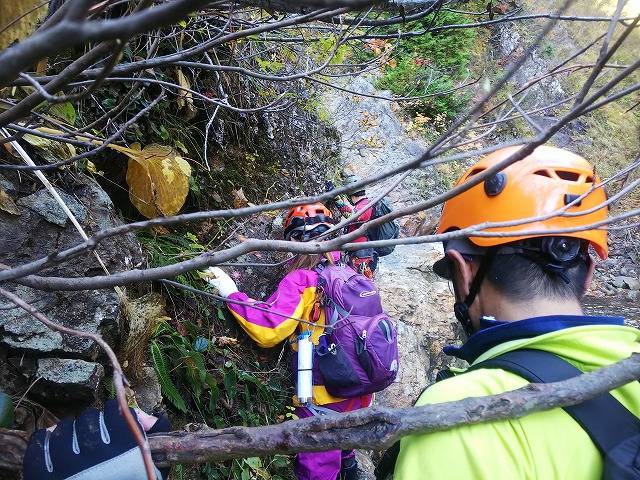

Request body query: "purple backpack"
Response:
[313, 263, 399, 397]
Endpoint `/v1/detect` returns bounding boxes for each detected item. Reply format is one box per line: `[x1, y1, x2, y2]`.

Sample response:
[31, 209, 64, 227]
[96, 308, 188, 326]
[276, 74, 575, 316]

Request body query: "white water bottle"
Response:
[297, 331, 313, 405]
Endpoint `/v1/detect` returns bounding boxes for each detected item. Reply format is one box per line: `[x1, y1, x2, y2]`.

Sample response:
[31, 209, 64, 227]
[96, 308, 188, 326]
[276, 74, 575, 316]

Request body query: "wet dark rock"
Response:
[17, 188, 87, 227]
[31, 358, 104, 404]
[0, 173, 143, 388]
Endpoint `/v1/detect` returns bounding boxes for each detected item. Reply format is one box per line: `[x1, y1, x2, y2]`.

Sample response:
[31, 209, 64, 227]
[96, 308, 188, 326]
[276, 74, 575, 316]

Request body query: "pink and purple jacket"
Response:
[226, 253, 372, 408]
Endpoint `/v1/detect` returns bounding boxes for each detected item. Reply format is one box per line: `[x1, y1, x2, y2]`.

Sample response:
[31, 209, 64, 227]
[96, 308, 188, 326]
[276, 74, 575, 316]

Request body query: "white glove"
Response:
[204, 267, 239, 298]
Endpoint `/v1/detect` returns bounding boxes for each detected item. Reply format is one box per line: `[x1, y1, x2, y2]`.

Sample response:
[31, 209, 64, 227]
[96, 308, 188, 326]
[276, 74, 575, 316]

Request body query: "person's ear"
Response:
[447, 249, 475, 301]
[582, 254, 596, 295]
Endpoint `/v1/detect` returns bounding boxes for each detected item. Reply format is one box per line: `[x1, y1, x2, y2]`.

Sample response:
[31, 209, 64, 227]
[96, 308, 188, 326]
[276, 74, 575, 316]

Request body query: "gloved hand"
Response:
[205, 266, 239, 298]
[23, 399, 170, 480]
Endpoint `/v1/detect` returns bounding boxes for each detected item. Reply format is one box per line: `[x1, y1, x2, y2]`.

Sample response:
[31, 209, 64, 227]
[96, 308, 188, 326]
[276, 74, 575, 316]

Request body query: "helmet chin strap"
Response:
[453, 248, 497, 337]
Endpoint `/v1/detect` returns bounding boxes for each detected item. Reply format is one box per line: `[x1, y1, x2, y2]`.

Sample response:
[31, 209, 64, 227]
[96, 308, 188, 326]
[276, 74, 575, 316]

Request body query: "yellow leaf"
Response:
[0, 1, 48, 50]
[175, 156, 191, 177]
[86, 161, 104, 175]
[130, 142, 142, 151]
[175, 68, 197, 121]
[161, 158, 175, 183]
[0, 189, 20, 215]
[125, 144, 191, 218]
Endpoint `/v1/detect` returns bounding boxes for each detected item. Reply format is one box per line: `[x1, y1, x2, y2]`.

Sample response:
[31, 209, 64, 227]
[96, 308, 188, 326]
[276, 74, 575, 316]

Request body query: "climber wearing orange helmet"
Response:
[208, 203, 372, 480]
[283, 203, 335, 242]
[382, 145, 640, 480]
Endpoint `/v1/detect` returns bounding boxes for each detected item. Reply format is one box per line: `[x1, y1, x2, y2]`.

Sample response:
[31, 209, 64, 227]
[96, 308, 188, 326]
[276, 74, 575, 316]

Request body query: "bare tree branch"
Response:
[2, 352, 640, 470]
[0, 0, 212, 87]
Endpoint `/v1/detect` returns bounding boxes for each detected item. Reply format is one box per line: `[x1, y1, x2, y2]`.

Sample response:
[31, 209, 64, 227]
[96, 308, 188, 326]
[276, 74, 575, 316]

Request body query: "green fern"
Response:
[150, 340, 188, 413]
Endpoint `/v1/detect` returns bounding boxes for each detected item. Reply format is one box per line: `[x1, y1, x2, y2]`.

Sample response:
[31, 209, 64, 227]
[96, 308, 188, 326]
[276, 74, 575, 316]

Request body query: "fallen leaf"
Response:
[214, 336, 238, 347]
[0, 189, 20, 215]
[152, 225, 171, 235]
[35, 58, 48, 75]
[122, 144, 192, 218]
[232, 188, 249, 209]
[197, 270, 216, 281]
[175, 68, 197, 121]
[2, 141, 17, 157]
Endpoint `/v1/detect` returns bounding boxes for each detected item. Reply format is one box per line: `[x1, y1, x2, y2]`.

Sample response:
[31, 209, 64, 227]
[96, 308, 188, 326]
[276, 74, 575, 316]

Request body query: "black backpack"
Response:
[366, 198, 400, 257]
[375, 349, 640, 480]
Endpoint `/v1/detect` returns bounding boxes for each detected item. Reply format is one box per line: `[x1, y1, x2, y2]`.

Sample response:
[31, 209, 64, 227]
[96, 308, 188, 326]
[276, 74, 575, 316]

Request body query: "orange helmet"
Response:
[437, 145, 608, 259]
[283, 203, 334, 240]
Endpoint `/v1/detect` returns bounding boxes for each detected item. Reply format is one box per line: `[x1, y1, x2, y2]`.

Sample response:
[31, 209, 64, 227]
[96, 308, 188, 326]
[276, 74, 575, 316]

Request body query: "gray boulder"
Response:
[17, 188, 87, 227]
[0, 173, 142, 400]
[32, 358, 105, 404]
[611, 276, 640, 291]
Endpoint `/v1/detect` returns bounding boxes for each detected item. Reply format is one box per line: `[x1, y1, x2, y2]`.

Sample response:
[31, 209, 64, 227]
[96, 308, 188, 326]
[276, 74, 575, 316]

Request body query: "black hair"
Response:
[483, 251, 589, 302]
[351, 190, 366, 198]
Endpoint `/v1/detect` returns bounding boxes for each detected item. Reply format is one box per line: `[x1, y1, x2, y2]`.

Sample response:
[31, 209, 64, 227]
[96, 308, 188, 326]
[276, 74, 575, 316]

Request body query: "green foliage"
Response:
[374, 10, 477, 119]
[256, 57, 285, 73]
[150, 339, 188, 413]
[306, 34, 349, 66]
[139, 230, 294, 480]
[150, 313, 293, 479]
[540, 42, 556, 59]
[49, 102, 77, 125]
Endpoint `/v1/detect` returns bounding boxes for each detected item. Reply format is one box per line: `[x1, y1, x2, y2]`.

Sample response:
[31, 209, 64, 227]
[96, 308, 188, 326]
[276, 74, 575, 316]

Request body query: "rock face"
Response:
[322, 75, 466, 477]
[133, 366, 163, 413]
[323, 76, 465, 410]
[375, 244, 464, 408]
[32, 358, 105, 404]
[0, 172, 143, 403]
[322, 75, 445, 215]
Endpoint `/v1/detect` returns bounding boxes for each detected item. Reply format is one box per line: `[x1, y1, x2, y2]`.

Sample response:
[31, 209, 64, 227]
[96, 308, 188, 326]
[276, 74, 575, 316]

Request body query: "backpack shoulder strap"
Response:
[471, 349, 640, 454]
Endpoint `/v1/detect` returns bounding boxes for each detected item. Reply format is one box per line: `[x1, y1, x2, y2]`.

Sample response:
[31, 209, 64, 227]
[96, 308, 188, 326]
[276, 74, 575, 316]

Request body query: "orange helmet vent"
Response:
[437, 145, 608, 258]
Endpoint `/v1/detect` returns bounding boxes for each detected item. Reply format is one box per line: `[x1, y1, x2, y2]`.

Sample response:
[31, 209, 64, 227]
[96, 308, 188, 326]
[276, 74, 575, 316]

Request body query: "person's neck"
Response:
[488, 296, 584, 323]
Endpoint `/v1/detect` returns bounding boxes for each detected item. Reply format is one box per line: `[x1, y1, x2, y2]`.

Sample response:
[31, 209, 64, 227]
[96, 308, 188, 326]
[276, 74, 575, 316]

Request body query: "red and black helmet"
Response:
[283, 203, 334, 241]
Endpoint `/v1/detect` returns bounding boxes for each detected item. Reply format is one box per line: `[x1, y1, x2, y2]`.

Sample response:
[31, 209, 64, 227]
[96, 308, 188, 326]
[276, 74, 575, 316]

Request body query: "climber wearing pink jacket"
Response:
[206, 203, 371, 480]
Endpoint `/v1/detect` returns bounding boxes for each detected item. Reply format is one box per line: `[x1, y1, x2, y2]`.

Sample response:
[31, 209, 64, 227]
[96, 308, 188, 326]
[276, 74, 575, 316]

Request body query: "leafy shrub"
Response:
[374, 10, 477, 119]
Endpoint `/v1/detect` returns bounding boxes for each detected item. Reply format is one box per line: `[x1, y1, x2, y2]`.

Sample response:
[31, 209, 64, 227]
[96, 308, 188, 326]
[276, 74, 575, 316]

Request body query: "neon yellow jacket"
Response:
[394, 322, 640, 479]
